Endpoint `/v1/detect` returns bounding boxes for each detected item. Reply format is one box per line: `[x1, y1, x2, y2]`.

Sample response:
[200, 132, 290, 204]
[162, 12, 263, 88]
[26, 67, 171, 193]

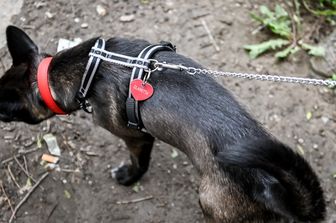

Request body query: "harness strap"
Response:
[89, 47, 150, 70]
[76, 39, 106, 112]
[126, 42, 175, 130]
[78, 38, 176, 131]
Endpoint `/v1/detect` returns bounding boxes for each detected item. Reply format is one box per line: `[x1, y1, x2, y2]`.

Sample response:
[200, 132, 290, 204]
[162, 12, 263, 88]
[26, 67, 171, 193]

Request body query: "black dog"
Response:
[0, 26, 325, 222]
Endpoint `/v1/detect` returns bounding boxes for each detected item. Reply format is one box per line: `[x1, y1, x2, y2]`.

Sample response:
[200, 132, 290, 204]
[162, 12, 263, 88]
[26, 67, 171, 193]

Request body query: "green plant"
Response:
[302, 0, 336, 16]
[245, 4, 325, 59]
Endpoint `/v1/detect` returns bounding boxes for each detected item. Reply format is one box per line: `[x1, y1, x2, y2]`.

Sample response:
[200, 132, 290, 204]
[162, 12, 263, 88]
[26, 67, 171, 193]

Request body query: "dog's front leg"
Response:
[112, 134, 154, 186]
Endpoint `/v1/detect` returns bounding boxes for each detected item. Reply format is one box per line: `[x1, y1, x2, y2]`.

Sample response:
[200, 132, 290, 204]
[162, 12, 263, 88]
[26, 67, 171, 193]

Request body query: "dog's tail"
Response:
[216, 138, 325, 222]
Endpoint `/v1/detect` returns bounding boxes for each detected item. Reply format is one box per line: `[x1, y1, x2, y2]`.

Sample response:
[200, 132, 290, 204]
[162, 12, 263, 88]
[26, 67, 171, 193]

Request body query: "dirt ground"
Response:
[0, 0, 335, 222]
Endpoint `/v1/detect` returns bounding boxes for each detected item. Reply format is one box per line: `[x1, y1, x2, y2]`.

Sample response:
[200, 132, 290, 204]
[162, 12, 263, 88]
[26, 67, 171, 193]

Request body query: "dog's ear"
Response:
[6, 26, 38, 66]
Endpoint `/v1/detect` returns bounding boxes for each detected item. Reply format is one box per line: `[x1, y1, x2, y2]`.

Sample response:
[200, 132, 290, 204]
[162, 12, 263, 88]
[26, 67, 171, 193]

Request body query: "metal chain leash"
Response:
[151, 60, 336, 87]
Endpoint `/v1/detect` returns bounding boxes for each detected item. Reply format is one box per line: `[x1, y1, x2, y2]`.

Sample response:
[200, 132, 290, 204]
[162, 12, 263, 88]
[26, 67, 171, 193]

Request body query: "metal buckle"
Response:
[127, 121, 141, 129]
[80, 100, 93, 114]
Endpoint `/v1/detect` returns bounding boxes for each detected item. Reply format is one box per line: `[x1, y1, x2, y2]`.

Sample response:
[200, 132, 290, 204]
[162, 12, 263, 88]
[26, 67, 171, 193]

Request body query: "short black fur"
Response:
[0, 26, 326, 223]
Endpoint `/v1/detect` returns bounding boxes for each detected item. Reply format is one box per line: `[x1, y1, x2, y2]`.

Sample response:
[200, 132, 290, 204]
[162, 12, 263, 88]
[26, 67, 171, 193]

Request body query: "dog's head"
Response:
[0, 26, 53, 124]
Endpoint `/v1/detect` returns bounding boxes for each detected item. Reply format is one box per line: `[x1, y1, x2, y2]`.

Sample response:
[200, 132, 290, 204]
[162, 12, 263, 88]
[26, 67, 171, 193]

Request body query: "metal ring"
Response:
[147, 59, 160, 72]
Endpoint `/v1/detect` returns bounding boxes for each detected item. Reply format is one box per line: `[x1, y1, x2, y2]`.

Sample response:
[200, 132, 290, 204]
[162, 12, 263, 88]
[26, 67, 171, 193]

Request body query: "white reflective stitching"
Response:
[79, 40, 101, 96]
[83, 40, 106, 94]
[91, 47, 149, 63]
[88, 53, 149, 69]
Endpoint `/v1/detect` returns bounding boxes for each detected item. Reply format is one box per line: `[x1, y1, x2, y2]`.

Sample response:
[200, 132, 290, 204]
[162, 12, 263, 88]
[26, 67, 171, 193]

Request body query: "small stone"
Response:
[298, 138, 304, 144]
[173, 164, 177, 169]
[165, 0, 174, 8]
[45, 11, 54, 19]
[270, 114, 280, 122]
[74, 17, 80, 23]
[119, 14, 135, 22]
[35, 1, 47, 9]
[4, 135, 14, 140]
[62, 179, 67, 184]
[88, 180, 93, 185]
[183, 161, 188, 166]
[96, 5, 107, 16]
[313, 144, 319, 149]
[81, 23, 89, 29]
[321, 116, 329, 124]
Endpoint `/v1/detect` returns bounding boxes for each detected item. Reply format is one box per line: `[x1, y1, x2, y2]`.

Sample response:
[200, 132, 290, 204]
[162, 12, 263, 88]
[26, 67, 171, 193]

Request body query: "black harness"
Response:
[76, 38, 175, 131]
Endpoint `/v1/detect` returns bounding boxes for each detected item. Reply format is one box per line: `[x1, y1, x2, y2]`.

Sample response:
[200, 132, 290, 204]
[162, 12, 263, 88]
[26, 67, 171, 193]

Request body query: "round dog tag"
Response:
[130, 79, 154, 101]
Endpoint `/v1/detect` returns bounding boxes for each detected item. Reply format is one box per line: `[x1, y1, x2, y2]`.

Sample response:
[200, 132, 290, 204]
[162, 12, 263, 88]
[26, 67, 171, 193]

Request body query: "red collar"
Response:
[37, 57, 66, 115]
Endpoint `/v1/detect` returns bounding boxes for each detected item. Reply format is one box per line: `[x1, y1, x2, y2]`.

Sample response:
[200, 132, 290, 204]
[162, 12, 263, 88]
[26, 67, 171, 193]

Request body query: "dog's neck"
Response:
[42, 37, 151, 116]
[45, 38, 99, 113]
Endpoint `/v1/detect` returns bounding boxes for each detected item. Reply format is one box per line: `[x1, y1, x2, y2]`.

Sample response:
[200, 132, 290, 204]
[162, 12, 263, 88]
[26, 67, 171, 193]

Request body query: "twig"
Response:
[116, 196, 153, 205]
[69, 0, 76, 18]
[23, 156, 28, 173]
[302, 17, 323, 41]
[0, 181, 15, 215]
[283, 0, 298, 45]
[59, 168, 80, 173]
[1, 147, 39, 165]
[13, 156, 37, 183]
[7, 165, 21, 189]
[22, 25, 36, 30]
[45, 203, 58, 223]
[9, 172, 49, 223]
[201, 19, 220, 52]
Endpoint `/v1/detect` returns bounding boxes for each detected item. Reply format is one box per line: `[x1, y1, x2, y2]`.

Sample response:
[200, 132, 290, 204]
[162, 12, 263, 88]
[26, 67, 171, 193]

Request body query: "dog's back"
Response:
[137, 50, 326, 222]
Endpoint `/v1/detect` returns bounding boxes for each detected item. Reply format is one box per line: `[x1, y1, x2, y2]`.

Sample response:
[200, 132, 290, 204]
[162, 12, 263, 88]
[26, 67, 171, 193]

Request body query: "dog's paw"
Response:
[111, 163, 142, 186]
[111, 161, 124, 179]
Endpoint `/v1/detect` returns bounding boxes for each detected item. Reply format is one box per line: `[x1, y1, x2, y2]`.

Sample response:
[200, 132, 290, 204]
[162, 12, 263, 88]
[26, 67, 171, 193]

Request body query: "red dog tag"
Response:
[130, 79, 154, 101]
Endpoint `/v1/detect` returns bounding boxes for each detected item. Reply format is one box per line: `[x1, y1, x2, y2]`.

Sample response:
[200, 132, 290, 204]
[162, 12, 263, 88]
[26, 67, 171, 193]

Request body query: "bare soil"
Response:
[0, 0, 335, 222]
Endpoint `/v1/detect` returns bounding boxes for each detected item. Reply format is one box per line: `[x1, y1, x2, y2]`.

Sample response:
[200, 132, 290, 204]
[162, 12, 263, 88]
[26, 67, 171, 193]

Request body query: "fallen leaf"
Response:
[64, 190, 71, 199]
[306, 111, 313, 121]
[132, 182, 140, 193]
[296, 145, 305, 155]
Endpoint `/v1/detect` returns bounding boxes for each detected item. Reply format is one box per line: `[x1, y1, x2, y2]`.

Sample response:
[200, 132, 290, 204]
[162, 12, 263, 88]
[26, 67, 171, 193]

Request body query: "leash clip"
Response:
[76, 92, 93, 114]
[80, 100, 93, 113]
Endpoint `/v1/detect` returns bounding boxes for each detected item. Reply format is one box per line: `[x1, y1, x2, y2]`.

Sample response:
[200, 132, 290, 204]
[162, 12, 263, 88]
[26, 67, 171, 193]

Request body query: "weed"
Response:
[245, 4, 325, 59]
[302, 0, 336, 16]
